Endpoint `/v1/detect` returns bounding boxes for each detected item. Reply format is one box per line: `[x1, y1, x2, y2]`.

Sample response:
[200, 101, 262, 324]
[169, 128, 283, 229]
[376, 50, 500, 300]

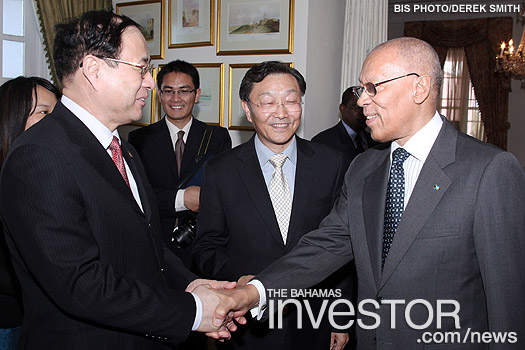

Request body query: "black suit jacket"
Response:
[128, 118, 231, 268]
[193, 136, 348, 349]
[312, 121, 377, 170]
[0, 101, 198, 349]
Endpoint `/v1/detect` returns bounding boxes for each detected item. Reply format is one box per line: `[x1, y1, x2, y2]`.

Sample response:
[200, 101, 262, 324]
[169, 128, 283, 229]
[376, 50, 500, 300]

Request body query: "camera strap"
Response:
[176, 128, 214, 190]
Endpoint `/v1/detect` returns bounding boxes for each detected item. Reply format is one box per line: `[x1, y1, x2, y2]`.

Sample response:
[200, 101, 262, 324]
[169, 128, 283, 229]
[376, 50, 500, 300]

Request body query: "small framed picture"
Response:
[169, 0, 214, 48]
[193, 63, 225, 126]
[156, 64, 224, 126]
[228, 62, 293, 130]
[131, 67, 158, 126]
[217, 0, 294, 55]
[117, 0, 165, 59]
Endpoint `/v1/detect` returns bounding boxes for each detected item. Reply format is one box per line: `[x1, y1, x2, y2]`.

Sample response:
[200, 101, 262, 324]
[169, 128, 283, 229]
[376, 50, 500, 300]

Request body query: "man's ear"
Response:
[413, 74, 431, 104]
[194, 88, 202, 103]
[241, 100, 253, 123]
[81, 55, 100, 89]
[339, 103, 345, 115]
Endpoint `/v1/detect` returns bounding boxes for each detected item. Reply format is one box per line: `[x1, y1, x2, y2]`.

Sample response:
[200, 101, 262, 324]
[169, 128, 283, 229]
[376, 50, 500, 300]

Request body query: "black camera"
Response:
[171, 213, 197, 249]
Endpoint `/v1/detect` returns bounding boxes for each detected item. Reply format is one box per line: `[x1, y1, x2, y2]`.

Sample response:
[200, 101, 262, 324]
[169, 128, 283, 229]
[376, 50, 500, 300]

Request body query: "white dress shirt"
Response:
[390, 112, 443, 208]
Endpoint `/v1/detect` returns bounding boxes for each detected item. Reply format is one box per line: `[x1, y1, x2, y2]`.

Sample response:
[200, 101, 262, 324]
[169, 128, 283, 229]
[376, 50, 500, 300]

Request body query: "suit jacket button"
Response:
[376, 296, 384, 303]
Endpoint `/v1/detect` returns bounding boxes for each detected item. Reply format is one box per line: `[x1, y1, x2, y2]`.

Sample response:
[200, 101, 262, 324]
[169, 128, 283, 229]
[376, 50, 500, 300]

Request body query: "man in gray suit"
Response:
[214, 37, 525, 349]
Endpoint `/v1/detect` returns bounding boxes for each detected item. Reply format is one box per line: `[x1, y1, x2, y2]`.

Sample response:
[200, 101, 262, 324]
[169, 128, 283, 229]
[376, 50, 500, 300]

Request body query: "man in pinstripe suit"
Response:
[0, 10, 239, 349]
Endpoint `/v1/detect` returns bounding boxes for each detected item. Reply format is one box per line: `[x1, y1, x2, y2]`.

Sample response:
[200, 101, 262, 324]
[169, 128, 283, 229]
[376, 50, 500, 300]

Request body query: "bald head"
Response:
[357, 37, 442, 145]
[370, 37, 442, 103]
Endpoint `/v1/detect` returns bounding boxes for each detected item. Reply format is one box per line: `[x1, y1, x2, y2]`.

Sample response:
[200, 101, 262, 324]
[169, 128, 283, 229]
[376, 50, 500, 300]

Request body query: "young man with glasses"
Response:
[312, 86, 379, 171]
[129, 60, 231, 274]
[193, 61, 351, 350]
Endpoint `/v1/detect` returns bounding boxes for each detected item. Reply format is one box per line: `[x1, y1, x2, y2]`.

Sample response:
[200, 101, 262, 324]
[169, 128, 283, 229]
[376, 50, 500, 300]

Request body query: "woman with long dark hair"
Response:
[0, 76, 60, 349]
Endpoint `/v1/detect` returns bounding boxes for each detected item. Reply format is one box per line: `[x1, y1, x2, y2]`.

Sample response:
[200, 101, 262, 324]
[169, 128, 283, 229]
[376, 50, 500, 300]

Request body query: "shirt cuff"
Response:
[190, 292, 203, 331]
[248, 279, 267, 320]
[175, 189, 187, 212]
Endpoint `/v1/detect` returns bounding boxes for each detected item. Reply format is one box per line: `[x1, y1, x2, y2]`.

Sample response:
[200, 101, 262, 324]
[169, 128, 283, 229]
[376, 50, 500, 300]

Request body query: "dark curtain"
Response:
[34, 0, 113, 89]
[405, 18, 512, 150]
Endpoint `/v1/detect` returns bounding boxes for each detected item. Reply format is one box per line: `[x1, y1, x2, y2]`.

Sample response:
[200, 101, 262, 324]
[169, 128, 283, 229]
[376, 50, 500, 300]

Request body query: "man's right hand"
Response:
[184, 186, 200, 212]
[213, 284, 261, 325]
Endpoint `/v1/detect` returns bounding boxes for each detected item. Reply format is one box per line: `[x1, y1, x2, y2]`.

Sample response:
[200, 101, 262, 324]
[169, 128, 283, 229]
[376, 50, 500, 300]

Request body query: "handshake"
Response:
[186, 275, 259, 340]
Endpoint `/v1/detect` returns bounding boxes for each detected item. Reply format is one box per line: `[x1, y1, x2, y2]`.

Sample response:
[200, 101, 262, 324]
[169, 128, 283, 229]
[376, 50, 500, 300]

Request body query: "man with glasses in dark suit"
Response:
[129, 60, 231, 271]
[312, 87, 378, 171]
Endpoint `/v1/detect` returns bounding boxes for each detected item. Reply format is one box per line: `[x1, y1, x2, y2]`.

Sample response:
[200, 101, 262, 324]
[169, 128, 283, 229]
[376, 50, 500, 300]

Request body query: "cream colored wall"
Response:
[113, 0, 347, 145]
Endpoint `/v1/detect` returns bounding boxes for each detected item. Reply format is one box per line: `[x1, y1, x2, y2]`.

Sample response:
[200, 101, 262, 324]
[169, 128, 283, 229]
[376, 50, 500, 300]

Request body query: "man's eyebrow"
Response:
[256, 88, 299, 97]
[161, 84, 192, 89]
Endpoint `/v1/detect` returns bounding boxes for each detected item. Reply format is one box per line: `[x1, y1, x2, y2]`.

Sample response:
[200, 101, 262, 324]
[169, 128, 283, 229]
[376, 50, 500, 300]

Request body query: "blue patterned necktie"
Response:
[382, 148, 410, 269]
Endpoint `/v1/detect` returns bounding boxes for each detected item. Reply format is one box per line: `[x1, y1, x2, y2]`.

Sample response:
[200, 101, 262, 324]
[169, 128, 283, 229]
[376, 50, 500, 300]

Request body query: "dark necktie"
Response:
[355, 133, 366, 154]
[382, 148, 410, 269]
[175, 130, 185, 176]
[108, 136, 130, 188]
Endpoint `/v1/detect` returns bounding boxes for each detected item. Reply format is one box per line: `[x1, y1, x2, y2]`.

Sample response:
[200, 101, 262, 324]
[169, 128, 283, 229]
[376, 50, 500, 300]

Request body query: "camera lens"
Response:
[171, 217, 197, 249]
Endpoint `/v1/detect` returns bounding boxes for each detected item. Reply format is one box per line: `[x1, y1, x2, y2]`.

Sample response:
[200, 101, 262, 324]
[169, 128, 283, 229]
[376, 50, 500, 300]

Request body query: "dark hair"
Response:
[239, 61, 306, 102]
[157, 60, 200, 90]
[53, 10, 140, 83]
[0, 76, 61, 165]
[341, 86, 358, 106]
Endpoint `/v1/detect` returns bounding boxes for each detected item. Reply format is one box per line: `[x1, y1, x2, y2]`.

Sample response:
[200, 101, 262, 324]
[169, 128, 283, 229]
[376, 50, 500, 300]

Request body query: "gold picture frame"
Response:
[168, 0, 215, 48]
[131, 67, 158, 126]
[217, 0, 294, 55]
[116, 0, 165, 59]
[156, 63, 225, 126]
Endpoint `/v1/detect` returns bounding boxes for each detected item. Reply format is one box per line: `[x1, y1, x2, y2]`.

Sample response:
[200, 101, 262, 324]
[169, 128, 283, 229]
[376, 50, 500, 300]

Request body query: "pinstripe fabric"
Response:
[0, 102, 199, 349]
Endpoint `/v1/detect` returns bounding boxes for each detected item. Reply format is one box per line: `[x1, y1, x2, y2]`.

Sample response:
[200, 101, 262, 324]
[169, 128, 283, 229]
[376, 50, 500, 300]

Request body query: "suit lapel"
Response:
[286, 138, 313, 249]
[363, 151, 390, 286]
[55, 103, 144, 217]
[122, 142, 151, 221]
[378, 119, 456, 290]
[151, 119, 179, 179]
[238, 138, 285, 248]
[337, 121, 358, 158]
[180, 118, 205, 181]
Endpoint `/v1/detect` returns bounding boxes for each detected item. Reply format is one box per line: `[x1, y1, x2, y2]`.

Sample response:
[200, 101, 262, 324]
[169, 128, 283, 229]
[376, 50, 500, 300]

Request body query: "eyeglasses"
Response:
[248, 99, 303, 114]
[103, 57, 154, 78]
[353, 73, 420, 98]
[160, 89, 196, 97]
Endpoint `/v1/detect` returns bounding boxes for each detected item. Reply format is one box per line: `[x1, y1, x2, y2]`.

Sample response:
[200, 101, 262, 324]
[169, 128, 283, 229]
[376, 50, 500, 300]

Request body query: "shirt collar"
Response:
[165, 116, 193, 143]
[254, 134, 297, 168]
[61, 95, 119, 149]
[391, 111, 443, 163]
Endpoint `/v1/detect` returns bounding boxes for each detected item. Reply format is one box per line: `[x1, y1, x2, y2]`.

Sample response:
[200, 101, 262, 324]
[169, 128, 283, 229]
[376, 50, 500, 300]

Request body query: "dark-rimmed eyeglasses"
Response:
[353, 73, 420, 98]
[248, 99, 303, 114]
[103, 57, 154, 78]
[160, 89, 196, 97]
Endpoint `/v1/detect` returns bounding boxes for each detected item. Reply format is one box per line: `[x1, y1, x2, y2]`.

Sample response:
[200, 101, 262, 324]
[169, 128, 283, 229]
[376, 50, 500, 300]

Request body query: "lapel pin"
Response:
[434, 184, 440, 191]
[128, 151, 133, 158]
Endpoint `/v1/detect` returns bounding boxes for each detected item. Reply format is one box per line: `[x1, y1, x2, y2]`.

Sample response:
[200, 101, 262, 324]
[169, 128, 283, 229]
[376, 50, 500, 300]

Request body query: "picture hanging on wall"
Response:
[217, 0, 294, 55]
[130, 67, 158, 126]
[156, 64, 224, 126]
[117, 0, 165, 59]
[169, 0, 215, 48]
